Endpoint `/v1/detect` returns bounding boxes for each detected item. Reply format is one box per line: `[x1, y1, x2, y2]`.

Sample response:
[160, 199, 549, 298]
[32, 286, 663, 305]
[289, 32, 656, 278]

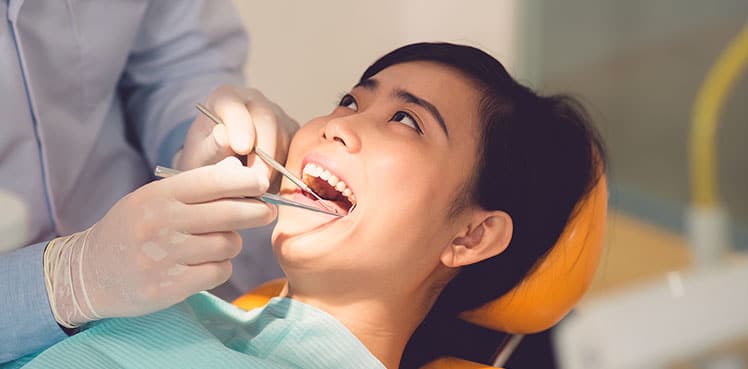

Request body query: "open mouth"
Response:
[302, 163, 357, 216]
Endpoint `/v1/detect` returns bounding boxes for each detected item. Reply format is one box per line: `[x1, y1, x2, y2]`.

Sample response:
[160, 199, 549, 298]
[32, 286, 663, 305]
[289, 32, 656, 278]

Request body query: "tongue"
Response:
[302, 190, 350, 215]
[307, 176, 352, 213]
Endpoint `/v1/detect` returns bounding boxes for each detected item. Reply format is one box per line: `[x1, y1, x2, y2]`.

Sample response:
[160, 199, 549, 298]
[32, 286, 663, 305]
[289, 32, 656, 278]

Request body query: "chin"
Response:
[271, 199, 363, 268]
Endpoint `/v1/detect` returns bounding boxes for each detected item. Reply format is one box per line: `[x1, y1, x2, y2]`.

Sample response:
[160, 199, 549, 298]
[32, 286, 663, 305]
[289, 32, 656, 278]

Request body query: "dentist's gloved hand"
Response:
[176, 86, 299, 192]
[43, 157, 276, 328]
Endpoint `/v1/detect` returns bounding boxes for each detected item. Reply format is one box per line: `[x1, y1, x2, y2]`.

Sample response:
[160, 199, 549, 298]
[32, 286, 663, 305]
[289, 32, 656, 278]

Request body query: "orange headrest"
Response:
[459, 176, 608, 334]
[233, 278, 287, 310]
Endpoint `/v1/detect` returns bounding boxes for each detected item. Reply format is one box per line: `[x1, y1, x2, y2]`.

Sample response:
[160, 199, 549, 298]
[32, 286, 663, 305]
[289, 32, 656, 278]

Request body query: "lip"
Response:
[300, 153, 356, 199]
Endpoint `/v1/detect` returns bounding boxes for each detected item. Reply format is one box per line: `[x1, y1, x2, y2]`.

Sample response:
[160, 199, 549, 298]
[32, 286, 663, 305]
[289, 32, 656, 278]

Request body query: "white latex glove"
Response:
[43, 157, 276, 327]
[176, 86, 299, 191]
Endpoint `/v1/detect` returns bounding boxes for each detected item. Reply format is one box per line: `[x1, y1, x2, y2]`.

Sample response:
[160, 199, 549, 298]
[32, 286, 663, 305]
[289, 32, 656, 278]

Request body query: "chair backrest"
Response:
[424, 176, 608, 368]
[459, 176, 608, 334]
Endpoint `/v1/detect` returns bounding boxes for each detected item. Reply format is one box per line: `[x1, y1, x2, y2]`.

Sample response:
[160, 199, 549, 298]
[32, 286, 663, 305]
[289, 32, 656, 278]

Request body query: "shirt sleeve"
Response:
[0, 242, 67, 363]
[117, 0, 248, 168]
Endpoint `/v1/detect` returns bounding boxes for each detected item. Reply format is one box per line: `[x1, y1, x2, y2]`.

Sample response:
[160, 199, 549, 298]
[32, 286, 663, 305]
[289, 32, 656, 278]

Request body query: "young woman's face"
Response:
[273, 61, 482, 296]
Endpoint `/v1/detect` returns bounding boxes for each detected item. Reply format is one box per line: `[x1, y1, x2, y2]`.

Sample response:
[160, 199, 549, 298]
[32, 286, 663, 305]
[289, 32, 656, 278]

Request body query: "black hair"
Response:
[360, 43, 606, 368]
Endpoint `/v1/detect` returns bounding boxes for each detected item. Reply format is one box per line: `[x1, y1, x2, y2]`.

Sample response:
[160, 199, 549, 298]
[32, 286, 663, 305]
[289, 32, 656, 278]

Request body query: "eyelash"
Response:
[338, 93, 358, 110]
[337, 93, 424, 135]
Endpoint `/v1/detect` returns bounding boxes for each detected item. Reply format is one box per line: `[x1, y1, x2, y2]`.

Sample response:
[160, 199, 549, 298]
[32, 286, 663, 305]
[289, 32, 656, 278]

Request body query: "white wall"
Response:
[231, 1, 526, 123]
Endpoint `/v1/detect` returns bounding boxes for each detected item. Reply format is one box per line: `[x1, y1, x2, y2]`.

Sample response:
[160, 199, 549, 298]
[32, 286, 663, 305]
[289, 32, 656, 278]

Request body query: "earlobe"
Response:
[441, 211, 513, 268]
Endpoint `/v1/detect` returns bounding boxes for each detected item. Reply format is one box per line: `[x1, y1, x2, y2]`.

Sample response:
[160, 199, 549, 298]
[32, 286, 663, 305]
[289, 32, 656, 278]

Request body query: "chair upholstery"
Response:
[233, 278, 286, 310]
[459, 176, 608, 334]
[421, 176, 607, 368]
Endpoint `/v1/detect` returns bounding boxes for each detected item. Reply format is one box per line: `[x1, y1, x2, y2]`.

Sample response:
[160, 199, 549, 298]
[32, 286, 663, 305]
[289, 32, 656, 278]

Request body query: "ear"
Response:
[441, 210, 513, 268]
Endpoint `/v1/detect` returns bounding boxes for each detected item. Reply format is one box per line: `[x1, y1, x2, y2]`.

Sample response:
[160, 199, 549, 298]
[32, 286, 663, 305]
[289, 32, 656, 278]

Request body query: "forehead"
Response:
[365, 61, 483, 141]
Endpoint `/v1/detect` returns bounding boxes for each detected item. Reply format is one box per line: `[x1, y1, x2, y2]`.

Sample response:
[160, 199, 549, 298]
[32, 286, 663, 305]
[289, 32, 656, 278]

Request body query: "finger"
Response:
[167, 159, 269, 204]
[212, 88, 255, 155]
[171, 260, 234, 296]
[173, 231, 242, 265]
[178, 197, 277, 234]
[244, 125, 275, 182]
[212, 124, 230, 149]
[215, 155, 242, 168]
[243, 92, 279, 180]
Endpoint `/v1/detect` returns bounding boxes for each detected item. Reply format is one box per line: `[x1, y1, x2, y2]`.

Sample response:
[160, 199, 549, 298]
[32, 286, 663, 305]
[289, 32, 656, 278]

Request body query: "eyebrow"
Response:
[355, 78, 378, 91]
[354, 78, 449, 137]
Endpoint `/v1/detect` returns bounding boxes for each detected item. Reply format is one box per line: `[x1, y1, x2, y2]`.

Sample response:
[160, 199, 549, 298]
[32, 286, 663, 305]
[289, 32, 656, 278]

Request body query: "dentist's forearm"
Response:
[0, 242, 67, 363]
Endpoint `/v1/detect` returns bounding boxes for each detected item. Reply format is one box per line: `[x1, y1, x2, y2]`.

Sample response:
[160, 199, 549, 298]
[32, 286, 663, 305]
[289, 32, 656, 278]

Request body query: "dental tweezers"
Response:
[153, 166, 342, 217]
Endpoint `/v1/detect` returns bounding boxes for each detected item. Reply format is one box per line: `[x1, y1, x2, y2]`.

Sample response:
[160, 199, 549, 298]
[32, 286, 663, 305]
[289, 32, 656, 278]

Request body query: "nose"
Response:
[320, 115, 362, 153]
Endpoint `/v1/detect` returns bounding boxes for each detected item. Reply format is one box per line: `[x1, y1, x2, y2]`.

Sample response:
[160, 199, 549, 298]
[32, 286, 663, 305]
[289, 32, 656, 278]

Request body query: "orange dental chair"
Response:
[233, 177, 608, 368]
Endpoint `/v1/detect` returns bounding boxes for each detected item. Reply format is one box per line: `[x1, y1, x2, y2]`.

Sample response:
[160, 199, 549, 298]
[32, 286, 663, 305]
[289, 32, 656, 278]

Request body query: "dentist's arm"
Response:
[1, 244, 67, 363]
[1, 158, 274, 364]
[118, 0, 248, 170]
[118, 1, 298, 187]
[44, 158, 276, 328]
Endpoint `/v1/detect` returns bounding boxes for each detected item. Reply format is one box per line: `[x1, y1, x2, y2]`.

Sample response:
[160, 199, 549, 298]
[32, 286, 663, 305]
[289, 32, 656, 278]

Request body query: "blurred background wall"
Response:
[538, 0, 748, 248]
[231, 1, 525, 121]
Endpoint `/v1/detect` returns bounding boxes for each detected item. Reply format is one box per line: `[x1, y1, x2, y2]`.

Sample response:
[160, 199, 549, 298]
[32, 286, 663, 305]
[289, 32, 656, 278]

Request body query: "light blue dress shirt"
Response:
[0, 0, 249, 362]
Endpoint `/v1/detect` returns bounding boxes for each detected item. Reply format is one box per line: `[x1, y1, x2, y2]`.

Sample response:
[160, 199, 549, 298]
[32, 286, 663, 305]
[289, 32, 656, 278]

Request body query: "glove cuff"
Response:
[43, 228, 101, 328]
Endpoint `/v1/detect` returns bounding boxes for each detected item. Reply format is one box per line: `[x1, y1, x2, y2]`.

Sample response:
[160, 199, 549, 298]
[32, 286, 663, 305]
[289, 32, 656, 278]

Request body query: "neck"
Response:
[287, 288, 432, 369]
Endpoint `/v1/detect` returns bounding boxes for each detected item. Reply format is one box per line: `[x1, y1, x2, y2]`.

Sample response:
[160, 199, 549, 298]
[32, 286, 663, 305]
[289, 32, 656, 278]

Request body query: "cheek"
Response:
[360, 153, 455, 248]
[350, 200, 454, 281]
[365, 144, 446, 208]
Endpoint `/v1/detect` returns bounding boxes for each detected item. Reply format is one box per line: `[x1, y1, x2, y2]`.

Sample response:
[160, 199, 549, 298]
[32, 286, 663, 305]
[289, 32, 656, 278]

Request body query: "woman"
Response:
[4, 42, 605, 369]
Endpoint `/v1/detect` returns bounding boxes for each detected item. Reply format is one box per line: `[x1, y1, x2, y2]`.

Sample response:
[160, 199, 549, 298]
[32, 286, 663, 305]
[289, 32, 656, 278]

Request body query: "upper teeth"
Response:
[302, 163, 356, 204]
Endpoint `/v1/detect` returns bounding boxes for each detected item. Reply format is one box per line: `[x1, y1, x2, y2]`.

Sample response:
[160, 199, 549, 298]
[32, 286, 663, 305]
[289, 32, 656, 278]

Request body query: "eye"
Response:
[390, 111, 423, 134]
[338, 94, 358, 111]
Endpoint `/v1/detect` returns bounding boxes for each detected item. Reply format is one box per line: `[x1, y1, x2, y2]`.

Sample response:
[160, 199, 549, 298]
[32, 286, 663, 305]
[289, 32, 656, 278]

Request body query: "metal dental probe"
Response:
[195, 103, 338, 213]
[153, 166, 342, 217]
